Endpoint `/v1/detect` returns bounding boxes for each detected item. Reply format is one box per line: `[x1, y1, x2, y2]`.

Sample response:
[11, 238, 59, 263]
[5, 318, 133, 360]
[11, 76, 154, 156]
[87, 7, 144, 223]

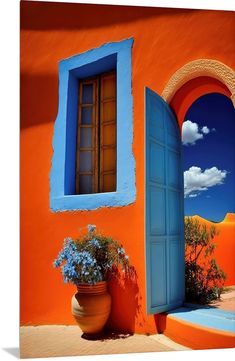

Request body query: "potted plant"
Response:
[53, 225, 130, 337]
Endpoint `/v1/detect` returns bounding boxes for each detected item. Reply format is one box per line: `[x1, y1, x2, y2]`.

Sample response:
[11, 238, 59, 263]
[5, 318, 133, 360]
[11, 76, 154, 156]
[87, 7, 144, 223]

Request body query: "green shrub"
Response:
[184, 217, 226, 304]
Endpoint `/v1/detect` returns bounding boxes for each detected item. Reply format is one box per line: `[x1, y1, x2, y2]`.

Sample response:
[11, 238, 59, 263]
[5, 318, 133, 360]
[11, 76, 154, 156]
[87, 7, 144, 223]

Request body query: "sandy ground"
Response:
[20, 326, 189, 359]
[209, 287, 235, 312]
[20, 288, 234, 359]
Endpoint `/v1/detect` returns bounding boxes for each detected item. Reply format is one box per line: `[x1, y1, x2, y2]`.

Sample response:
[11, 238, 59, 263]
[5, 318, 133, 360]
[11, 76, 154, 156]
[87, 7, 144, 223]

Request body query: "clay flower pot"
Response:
[71, 281, 111, 336]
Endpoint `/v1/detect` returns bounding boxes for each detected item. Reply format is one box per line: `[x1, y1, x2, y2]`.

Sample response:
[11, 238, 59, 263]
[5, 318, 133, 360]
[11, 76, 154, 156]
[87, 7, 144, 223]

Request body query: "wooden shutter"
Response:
[99, 72, 116, 192]
[76, 78, 98, 194]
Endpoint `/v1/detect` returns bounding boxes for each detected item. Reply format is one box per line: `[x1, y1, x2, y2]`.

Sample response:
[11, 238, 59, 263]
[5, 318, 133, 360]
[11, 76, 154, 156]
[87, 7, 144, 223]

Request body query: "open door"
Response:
[145, 87, 185, 314]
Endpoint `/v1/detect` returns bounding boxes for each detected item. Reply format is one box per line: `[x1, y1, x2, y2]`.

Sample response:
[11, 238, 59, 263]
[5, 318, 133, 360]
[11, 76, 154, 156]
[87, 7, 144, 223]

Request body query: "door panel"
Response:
[150, 142, 165, 184]
[169, 240, 184, 303]
[145, 87, 184, 314]
[150, 240, 167, 307]
[150, 187, 166, 235]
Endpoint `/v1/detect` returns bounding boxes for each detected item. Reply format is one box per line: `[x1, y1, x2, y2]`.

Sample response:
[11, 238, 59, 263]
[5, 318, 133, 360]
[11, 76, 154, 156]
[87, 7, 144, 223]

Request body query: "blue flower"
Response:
[53, 259, 61, 268]
[87, 224, 96, 233]
[53, 230, 130, 285]
[117, 247, 125, 255]
[89, 238, 101, 249]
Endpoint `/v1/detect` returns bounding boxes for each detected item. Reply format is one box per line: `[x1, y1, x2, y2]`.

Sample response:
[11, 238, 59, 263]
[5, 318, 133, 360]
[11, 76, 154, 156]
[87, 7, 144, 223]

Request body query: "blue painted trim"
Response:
[167, 306, 235, 334]
[50, 38, 136, 211]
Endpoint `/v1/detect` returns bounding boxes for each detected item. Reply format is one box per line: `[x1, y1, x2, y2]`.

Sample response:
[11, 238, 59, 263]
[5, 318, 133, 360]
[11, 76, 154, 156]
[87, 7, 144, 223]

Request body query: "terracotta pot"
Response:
[71, 281, 111, 335]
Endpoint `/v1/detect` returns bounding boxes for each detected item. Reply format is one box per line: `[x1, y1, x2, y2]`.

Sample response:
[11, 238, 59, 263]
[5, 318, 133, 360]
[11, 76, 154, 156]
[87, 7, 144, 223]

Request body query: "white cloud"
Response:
[182, 120, 214, 145]
[201, 126, 210, 134]
[188, 193, 198, 198]
[184, 166, 227, 198]
[182, 120, 203, 145]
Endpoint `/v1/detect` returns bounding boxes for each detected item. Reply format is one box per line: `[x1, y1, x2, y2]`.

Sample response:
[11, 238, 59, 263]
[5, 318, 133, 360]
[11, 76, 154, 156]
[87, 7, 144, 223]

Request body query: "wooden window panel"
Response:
[100, 72, 116, 193]
[103, 173, 116, 192]
[76, 79, 98, 194]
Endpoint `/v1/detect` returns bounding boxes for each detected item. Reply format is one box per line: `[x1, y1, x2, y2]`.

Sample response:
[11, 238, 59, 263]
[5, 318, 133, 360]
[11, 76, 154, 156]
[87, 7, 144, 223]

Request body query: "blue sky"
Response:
[182, 93, 235, 222]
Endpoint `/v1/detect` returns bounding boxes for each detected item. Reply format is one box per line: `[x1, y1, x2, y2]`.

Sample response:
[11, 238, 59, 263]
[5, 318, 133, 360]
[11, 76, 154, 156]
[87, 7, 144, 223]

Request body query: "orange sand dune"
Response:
[187, 213, 235, 286]
[223, 213, 235, 223]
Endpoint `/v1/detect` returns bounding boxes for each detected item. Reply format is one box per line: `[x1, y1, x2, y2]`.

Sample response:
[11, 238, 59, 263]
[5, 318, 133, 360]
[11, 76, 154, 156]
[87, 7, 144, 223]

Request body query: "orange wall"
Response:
[191, 215, 235, 287]
[20, 1, 235, 333]
[214, 221, 235, 287]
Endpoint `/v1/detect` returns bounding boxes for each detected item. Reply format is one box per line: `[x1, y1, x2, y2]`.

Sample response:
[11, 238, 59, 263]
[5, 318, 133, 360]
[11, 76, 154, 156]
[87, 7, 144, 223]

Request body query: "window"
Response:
[50, 38, 135, 211]
[76, 72, 116, 194]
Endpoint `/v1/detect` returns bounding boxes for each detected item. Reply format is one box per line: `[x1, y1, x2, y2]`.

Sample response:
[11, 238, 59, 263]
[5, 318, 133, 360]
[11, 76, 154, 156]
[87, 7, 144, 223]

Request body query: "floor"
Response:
[171, 287, 235, 334]
[167, 305, 235, 333]
[20, 326, 189, 359]
[162, 287, 235, 350]
[20, 288, 234, 358]
[209, 287, 235, 312]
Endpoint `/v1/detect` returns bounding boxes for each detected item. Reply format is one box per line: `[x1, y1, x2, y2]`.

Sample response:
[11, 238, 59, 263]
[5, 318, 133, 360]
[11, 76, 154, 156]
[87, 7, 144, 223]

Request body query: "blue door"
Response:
[145, 87, 185, 314]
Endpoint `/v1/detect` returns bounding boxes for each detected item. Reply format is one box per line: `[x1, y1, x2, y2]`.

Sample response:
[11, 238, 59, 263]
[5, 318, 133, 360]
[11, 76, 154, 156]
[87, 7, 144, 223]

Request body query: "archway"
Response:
[180, 91, 235, 293]
[162, 59, 235, 129]
[162, 59, 235, 104]
[182, 92, 235, 222]
[145, 60, 235, 314]
[162, 59, 235, 221]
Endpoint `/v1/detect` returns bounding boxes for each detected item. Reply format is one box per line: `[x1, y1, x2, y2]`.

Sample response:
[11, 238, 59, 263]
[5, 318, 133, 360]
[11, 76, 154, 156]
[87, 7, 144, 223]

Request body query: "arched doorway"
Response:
[145, 59, 235, 314]
[164, 60, 235, 223]
[182, 92, 235, 222]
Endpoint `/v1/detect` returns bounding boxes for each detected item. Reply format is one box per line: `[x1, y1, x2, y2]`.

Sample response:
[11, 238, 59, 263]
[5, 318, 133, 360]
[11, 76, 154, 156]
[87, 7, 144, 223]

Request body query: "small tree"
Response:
[185, 217, 226, 304]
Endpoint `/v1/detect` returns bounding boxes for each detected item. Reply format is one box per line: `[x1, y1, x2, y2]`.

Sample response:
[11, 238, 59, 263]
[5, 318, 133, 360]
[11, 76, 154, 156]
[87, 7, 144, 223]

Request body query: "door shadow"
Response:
[106, 266, 141, 334]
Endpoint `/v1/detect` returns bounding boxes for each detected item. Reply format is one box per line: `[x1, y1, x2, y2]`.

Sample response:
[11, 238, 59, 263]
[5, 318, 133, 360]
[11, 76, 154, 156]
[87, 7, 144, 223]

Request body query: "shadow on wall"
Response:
[154, 313, 167, 334]
[106, 267, 141, 333]
[21, 73, 58, 129]
[21, 1, 196, 31]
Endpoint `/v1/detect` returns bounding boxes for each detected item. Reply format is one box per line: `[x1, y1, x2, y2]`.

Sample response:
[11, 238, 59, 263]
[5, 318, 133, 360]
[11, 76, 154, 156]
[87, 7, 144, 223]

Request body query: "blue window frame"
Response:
[50, 38, 136, 211]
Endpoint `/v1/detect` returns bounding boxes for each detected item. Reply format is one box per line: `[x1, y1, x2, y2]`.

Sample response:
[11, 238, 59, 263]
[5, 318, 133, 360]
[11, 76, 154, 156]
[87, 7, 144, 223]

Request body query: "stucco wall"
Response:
[191, 215, 235, 287]
[20, 1, 235, 333]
